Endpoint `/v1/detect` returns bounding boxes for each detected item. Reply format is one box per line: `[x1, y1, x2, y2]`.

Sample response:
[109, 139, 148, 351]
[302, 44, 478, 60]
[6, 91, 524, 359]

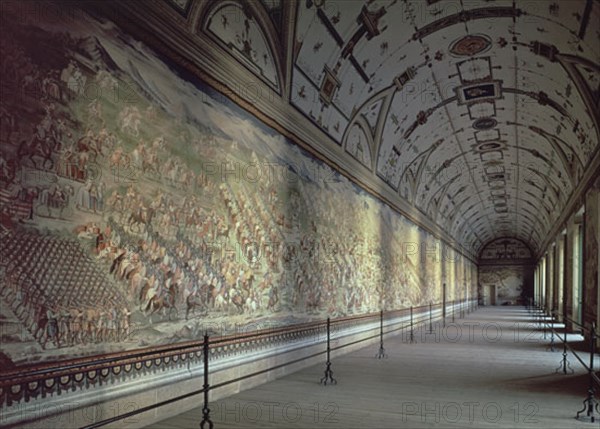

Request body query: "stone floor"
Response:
[146, 307, 600, 428]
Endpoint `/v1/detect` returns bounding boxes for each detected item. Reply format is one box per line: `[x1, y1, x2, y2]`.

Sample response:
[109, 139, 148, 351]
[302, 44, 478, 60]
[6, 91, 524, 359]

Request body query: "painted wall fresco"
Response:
[0, 4, 473, 367]
[479, 265, 533, 306]
[479, 238, 532, 260]
[477, 238, 534, 305]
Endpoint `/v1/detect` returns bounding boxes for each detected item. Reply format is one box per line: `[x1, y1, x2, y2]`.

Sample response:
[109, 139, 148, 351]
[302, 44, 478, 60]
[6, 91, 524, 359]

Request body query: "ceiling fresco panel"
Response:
[204, 2, 281, 89]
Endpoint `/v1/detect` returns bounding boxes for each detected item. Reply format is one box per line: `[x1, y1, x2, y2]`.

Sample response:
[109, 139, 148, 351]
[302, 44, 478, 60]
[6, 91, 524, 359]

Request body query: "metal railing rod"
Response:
[211, 349, 326, 391]
[334, 331, 381, 352]
[564, 340, 591, 370]
[81, 386, 207, 429]
[543, 315, 597, 377]
[563, 314, 587, 331]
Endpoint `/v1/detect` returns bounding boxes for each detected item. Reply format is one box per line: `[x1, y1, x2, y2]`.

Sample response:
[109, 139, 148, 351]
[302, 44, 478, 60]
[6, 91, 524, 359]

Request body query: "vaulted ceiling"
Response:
[289, 0, 599, 257]
[104, 0, 600, 259]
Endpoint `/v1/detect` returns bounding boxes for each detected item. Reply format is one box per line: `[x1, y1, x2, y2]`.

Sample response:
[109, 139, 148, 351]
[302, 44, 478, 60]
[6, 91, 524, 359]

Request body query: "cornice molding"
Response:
[478, 259, 536, 267]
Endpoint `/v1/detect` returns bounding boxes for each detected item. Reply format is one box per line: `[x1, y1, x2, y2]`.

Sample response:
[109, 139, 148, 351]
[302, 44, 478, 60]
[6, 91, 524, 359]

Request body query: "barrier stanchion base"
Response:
[200, 406, 214, 429]
[375, 345, 387, 359]
[320, 362, 337, 385]
[576, 390, 599, 423]
[555, 356, 575, 375]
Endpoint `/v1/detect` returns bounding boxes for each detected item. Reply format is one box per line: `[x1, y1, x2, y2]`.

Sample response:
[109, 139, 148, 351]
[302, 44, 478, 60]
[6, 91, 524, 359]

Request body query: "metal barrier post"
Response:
[320, 318, 337, 385]
[428, 302, 433, 334]
[547, 309, 556, 352]
[442, 283, 446, 327]
[376, 310, 387, 359]
[200, 333, 213, 429]
[409, 306, 415, 343]
[555, 314, 574, 375]
[576, 323, 598, 422]
[543, 306, 547, 340]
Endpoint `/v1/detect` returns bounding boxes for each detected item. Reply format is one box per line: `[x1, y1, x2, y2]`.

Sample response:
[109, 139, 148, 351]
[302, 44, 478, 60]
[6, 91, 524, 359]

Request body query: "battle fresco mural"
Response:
[0, 4, 473, 366]
[478, 266, 532, 306]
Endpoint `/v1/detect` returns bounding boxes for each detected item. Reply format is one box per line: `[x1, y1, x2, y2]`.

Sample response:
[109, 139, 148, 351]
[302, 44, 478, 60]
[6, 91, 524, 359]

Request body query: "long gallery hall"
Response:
[0, 1, 598, 428]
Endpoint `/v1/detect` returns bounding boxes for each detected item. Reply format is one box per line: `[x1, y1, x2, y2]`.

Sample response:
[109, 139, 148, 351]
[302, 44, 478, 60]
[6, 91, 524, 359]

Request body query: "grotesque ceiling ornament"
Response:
[450, 34, 492, 57]
[473, 117, 498, 130]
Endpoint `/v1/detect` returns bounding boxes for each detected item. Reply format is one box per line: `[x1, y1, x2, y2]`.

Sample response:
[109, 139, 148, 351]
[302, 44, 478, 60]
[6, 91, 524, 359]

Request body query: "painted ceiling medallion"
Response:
[319, 65, 341, 107]
[450, 34, 492, 57]
[473, 117, 497, 130]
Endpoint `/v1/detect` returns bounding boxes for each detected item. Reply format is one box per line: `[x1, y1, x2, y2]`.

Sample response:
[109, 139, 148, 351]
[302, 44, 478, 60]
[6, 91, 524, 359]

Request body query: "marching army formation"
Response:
[0, 16, 470, 359]
[1, 230, 129, 349]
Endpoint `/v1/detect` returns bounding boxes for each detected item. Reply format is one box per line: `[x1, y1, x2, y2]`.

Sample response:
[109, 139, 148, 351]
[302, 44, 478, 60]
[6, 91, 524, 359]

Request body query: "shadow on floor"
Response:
[506, 372, 592, 397]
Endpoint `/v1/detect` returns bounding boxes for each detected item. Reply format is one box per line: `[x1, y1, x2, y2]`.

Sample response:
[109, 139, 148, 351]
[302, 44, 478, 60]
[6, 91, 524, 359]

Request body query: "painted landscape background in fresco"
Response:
[0, 4, 473, 366]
